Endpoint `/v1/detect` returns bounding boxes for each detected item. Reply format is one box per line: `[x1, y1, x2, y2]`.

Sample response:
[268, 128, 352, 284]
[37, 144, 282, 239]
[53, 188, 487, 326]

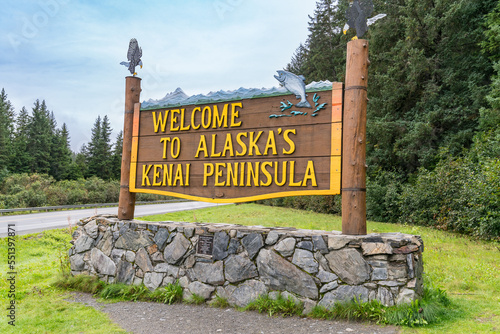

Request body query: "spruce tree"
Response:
[0, 89, 15, 169]
[27, 100, 54, 174]
[11, 107, 32, 173]
[111, 130, 123, 180]
[85, 115, 113, 179]
[50, 123, 73, 180]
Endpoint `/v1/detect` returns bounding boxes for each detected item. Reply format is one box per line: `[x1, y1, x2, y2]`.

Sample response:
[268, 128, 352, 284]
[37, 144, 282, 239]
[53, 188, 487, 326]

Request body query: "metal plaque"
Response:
[197, 234, 214, 256]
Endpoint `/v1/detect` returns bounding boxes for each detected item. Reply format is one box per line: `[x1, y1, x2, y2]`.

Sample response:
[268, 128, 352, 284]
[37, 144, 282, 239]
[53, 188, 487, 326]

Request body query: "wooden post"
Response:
[342, 39, 369, 235]
[118, 76, 141, 220]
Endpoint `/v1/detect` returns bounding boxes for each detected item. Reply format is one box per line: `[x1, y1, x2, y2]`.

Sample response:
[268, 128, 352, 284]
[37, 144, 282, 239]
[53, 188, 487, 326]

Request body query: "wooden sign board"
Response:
[129, 82, 342, 203]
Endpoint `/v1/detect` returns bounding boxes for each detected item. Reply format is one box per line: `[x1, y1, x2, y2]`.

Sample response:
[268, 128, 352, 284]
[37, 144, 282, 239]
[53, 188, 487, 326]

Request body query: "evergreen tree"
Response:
[111, 130, 123, 180]
[27, 100, 54, 174]
[50, 123, 73, 180]
[85, 115, 113, 179]
[0, 89, 15, 169]
[11, 107, 32, 173]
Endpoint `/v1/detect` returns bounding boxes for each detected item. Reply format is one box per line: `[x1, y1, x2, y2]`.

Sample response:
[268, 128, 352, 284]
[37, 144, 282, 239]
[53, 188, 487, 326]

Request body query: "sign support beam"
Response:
[118, 76, 141, 220]
[342, 39, 369, 235]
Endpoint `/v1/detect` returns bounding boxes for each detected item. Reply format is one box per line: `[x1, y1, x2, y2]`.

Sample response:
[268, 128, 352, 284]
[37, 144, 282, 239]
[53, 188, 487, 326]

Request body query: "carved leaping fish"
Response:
[274, 70, 312, 108]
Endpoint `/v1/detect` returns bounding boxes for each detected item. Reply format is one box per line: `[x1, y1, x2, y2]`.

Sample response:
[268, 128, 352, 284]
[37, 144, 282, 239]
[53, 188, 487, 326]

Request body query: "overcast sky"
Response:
[0, 0, 318, 151]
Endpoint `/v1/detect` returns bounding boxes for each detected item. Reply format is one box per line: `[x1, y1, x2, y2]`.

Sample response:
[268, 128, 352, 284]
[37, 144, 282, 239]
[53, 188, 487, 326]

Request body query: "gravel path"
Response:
[67, 292, 400, 334]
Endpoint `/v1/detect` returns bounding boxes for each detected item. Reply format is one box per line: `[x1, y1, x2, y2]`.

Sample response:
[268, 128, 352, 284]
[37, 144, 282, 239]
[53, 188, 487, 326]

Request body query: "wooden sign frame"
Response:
[128, 83, 343, 203]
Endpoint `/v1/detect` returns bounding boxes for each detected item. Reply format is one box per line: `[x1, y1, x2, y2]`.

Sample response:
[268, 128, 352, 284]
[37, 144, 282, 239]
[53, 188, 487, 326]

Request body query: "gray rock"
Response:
[97, 230, 113, 256]
[191, 261, 224, 285]
[281, 291, 300, 304]
[154, 228, 170, 250]
[388, 264, 407, 279]
[90, 248, 116, 276]
[316, 269, 338, 283]
[372, 267, 388, 280]
[292, 249, 319, 274]
[228, 238, 240, 255]
[241, 233, 264, 259]
[188, 281, 215, 300]
[70, 253, 85, 271]
[178, 276, 190, 288]
[362, 242, 393, 255]
[378, 280, 404, 287]
[125, 251, 135, 263]
[115, 260, 135, 284]
[84, 221, 99, 239]
[377, 287, 395, 306]
[301, 297, 316, 315]
[325, 248, 370, 285]
[297, 241, 313, 251]
[144, 272, 164, 291]
[312, 235, 328, 254]
[163, 233, 191, 264]
[151, 252, 164, 263]
[213, 231, 230, 260]
[318, 285, 369, 309]
[228, 280, 268, 308]
[274, 237, 296, 257]
[256, 249, 318, 299]
[319, 281, 339, 293]
[154, 263, 180, 277]
[74, 235, 94, 253]
[110, 249, 125, 263]
[184, 227, 195, 238]
[115, 230, 153, 251]
[265, 231, 280, 245]
[396, 288, 415, 305]
[133, 276, 143, 286]
[224, 254, 258, 283]
[135, 247, 154, 272]
[162, 276, 176, 286]
[327, 237, 350, 250]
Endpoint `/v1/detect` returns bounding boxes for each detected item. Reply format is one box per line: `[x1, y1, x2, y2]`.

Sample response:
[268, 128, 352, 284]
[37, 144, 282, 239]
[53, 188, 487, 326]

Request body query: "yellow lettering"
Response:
[289, 161, 302, 186]
[203, 163, 214, 186]
[274, 161, 286, 186]
[227, 162, 239, 186]
[260, 162, 272, 186]
[222, 133, 234, 157]
[179, 109, 190, 131]
[152, 110, 169, 132]
[283, 129, 296, 154]
[162, 164, 173, 186]
[248, 131, 263, 156]
[264, 131, 277, 155]
[236, 132, 248, 156]
[173, 164, 183, 186]
[213, 104, 228, 128]
[239, 161, 245, 186]
[202, 106, 211, 129]
[160, 137, 171, 159]
[171, 137, 181, 159]
[185, 163, 190, 186]
[142, 164, 152, 186]
[215, 163, 225, 186]
[231, 103, 242, 127]
[152, 164, 162, 186]
[195, 135, 208, 158]
[246, 162, 260, 186]
[302, 160, 317, 187]
[170, 109, 180, 131]
[210, 134, 222, 157]
[191, 107, 201, 130]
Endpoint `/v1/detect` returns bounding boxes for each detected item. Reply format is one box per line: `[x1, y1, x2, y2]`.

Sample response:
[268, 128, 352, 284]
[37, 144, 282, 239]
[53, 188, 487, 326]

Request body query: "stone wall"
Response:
[68, 215, 424, 312]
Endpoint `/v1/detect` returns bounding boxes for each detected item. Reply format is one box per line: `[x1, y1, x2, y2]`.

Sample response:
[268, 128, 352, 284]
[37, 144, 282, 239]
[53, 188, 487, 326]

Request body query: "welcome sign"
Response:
[129, 82, 342, 203]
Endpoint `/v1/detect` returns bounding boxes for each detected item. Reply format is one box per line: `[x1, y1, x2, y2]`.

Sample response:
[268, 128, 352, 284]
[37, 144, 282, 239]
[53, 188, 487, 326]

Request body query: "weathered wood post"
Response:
[342, 39, 369, 235]
[118, 76, 141, 220]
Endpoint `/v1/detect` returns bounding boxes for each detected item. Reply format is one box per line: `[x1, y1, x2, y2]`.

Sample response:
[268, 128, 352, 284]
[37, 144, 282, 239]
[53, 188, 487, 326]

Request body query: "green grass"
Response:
[0, 229, 127, 333]
[244, 293, 303, 317]
[141, 203, 500, 333]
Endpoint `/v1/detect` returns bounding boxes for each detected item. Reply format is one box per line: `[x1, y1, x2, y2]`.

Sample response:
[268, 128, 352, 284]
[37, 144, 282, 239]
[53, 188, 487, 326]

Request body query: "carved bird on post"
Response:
[120, 38, 143, 76]
[343, 0, 386, 40]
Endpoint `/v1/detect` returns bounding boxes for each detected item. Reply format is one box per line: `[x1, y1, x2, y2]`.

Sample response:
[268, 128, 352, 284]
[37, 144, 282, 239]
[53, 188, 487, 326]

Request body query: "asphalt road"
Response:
[0, 201, 226, 237]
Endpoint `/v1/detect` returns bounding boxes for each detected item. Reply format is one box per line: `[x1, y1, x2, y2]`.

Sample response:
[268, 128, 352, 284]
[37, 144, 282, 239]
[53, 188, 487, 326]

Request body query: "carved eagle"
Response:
[120, 38, 143, 76]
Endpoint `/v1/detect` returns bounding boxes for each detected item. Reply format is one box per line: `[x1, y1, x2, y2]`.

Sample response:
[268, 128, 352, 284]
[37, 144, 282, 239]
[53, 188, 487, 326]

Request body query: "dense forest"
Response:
[0, 0, 498, 239]
[264, 0, 500, 239]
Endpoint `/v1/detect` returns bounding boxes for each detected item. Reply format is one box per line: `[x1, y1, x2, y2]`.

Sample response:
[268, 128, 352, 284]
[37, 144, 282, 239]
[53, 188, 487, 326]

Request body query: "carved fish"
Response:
[274, 70, 312, 108]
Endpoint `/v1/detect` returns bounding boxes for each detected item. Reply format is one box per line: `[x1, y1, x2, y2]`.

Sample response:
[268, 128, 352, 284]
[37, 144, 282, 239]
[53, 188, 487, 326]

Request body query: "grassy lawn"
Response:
[0, 228, 127, 334]
[1, 203, 498, 333]
[141, 203, 500, 334]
